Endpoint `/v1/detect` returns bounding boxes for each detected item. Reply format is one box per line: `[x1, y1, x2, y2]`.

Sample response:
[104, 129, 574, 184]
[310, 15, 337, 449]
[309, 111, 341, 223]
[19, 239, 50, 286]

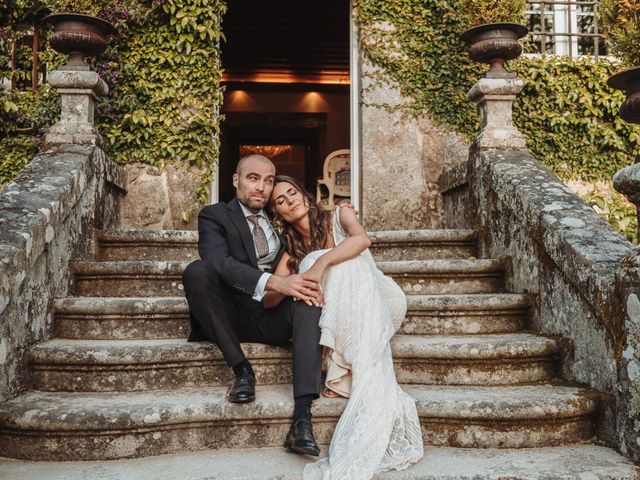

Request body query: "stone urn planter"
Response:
[607, 66, 640, 124]
[43, 13, 116, 70]
[461, 23, 528, 78]
[42, 13, 115, 146]
[608, 67, 640, 240]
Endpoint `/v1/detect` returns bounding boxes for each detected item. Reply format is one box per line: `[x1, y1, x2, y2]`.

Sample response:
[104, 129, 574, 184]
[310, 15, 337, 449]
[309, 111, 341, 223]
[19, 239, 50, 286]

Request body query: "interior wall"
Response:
[222, 90, 350, 158]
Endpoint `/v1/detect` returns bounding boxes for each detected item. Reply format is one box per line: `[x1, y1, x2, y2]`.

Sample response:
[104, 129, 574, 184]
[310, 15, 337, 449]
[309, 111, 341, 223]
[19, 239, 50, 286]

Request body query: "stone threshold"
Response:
[0, 444, 636, 480]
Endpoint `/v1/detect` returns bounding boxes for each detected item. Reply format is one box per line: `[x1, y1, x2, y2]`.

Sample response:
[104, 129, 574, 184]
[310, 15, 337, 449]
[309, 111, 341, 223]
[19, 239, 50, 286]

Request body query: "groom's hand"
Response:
[266, 274, 323, 307]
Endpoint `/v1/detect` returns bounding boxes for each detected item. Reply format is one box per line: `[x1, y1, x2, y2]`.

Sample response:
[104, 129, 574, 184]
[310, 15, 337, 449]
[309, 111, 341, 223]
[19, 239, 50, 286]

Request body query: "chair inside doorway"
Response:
[316, 149, 350, 211]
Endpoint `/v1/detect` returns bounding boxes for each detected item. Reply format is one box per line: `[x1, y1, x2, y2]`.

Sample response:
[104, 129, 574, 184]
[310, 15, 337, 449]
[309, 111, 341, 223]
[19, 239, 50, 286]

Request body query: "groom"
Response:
[182, 154, 324, 456]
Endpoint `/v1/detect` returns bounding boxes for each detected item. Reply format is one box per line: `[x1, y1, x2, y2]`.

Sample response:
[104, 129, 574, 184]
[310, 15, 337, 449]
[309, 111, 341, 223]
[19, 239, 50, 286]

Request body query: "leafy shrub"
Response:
[599, 0, 640, 68]
[579, 186, 638, 243]
[512, 56, 640, 182]
[0, 134, 38, 187]
[1, 84, 60, 134]
[459, 0, 526, 28]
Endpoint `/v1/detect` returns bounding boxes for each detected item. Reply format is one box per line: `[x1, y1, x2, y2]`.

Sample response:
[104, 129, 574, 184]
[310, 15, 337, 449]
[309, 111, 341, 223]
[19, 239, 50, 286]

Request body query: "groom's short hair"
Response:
[236, 154, 274, 175]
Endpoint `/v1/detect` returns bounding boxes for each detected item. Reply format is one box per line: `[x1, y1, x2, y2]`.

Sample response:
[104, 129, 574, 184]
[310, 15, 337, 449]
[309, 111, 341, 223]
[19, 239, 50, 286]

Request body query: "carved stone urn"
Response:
[461, 23, 528, 78]
[42, 14, 115, 146]
[608, 66, 640, 240]
[43, 13, 116, 70]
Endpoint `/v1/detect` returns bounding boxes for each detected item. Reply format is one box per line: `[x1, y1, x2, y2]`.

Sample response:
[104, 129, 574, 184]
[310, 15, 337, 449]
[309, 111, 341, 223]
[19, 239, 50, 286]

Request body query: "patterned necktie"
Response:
[247, 215, 269, 258]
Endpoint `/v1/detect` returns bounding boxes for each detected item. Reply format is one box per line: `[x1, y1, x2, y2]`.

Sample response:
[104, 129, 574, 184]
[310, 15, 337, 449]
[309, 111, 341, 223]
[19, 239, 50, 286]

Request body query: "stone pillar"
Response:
[613, 163, 640, 241]
[45, 69, 108, 146]
[467, 78, 526, 150]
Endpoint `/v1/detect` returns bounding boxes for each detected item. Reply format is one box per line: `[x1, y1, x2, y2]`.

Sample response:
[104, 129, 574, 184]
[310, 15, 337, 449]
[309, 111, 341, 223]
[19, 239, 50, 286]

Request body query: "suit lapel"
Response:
[227, 198, 258, 268]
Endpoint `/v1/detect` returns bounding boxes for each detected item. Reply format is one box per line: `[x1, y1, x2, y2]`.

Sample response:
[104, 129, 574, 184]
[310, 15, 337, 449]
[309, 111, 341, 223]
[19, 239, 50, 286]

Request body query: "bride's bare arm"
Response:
[303, 207, 371, 283]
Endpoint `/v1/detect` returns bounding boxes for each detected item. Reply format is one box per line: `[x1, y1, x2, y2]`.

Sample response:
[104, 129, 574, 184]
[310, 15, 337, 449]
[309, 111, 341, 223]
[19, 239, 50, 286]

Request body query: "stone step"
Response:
[405, 293, 531, 335]
[96, 229, 479, 262]
[53, 297, 191, 339]
[391, 334, 559, 385]
[97, 230, 199, 262]
[27, 334, 560, 392]
[0, 384, 598, 460]
[378, 259, 505, 295]
[71, 259, 505, 297]
[53, 293, 531, 340]
[1, 445, 636, 480]
[368, 229, 478, 261]
[71, 261, 187, 297]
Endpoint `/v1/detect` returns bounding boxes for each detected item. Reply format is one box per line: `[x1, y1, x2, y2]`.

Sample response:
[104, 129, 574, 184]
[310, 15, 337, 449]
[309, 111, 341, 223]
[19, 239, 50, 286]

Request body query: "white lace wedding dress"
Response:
[299, 207, 424, 480]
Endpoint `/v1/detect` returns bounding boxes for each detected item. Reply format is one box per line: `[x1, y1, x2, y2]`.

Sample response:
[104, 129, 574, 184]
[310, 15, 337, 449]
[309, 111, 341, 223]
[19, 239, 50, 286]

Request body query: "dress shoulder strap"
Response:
[332, 206, 348, 244]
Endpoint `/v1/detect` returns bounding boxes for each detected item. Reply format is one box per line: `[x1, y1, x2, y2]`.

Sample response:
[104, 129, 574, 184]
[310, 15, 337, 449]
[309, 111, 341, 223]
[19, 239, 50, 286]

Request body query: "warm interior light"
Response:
[298, 91, 327, 110]
[222, 70, 350, 85]
[240, 145, 294, 158]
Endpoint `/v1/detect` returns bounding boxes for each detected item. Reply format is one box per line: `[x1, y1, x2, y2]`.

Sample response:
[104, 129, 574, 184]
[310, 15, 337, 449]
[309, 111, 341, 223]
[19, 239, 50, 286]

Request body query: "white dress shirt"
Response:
[238, 202, 277, 301]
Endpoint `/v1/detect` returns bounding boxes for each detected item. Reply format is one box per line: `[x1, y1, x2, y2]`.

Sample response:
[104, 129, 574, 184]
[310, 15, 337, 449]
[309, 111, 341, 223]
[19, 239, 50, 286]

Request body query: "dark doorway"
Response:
[221, 0, 350, 87]
[218, 0, 350, 204]
[219, 112, 327, 203]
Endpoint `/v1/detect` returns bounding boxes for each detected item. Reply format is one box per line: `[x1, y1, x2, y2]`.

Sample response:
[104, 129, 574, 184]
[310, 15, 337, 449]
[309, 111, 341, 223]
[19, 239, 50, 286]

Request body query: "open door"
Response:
[213, 0, 358, 210]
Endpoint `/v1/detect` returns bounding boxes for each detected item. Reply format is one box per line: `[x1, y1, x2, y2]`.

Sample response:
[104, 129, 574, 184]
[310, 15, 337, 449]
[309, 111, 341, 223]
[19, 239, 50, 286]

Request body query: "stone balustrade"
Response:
[440, 63, 640, 460]
[0, 60, 125, 401]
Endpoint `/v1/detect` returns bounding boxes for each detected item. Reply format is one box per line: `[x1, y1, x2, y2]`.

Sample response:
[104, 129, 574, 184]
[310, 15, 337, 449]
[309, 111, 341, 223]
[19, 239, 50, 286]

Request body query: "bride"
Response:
[263, 175, 423, 480]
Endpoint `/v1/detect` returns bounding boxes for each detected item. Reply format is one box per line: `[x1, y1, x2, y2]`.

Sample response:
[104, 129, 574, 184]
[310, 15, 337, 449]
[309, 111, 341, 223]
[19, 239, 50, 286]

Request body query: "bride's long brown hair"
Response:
[269, 175, 332, 273]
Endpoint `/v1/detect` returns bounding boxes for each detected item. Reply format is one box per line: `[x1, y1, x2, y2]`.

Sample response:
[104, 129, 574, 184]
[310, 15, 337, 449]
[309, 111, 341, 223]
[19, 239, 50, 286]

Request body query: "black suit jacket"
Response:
[197, 197, 285, 299]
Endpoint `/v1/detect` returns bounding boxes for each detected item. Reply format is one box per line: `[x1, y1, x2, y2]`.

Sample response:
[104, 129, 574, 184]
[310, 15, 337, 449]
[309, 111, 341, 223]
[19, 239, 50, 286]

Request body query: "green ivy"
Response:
[100, 0, 226, 204]
[1, 84, 60, 134]
[0, 134, 38, 186]
[0, 0, 225, 207]
[358, 0, 640, 239]
[579, 188, 638, 243]
[512, 56, 640, 181]
[358, 0, 483, 137]
[459, 0, 526, 28]
[0, 85, 59, 188]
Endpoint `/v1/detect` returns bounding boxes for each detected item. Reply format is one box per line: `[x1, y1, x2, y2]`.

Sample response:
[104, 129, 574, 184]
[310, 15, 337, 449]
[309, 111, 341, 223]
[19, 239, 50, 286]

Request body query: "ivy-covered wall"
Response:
[357, 0, 640, 241]
[1, 0, 225, 209]
[2, 0, 640, 235]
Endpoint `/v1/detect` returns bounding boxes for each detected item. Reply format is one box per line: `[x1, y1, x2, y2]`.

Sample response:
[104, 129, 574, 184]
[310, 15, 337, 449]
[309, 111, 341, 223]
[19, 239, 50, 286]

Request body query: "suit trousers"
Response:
[182, 259, 323, 399]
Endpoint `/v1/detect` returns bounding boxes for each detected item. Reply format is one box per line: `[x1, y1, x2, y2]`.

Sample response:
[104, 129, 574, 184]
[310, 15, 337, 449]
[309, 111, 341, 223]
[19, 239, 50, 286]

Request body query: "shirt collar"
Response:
[238, 201, 265, 219]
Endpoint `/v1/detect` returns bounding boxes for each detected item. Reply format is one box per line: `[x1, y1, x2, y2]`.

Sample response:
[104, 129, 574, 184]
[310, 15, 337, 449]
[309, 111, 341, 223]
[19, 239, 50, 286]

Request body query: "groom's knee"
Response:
[292, 301, 321, 322]
[182, 260, 219, 295]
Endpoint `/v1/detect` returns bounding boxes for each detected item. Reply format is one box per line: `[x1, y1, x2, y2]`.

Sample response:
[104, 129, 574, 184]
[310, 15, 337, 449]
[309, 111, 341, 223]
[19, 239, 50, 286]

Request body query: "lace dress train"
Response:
[299, 208, 423, 480]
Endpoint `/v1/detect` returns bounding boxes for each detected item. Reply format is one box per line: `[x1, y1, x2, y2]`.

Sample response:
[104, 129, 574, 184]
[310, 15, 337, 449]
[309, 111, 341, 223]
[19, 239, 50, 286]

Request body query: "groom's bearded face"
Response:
[233, 157, 276, 213]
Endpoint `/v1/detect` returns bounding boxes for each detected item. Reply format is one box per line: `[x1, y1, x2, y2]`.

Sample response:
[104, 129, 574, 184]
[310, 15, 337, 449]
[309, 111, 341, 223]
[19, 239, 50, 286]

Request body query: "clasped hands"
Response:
[270, 258, 328, 308]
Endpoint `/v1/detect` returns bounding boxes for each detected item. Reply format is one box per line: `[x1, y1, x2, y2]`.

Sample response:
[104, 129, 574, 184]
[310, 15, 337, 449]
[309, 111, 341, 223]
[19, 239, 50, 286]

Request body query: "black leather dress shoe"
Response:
[283, 410, 320, 456]
[227, 367, 255, 403]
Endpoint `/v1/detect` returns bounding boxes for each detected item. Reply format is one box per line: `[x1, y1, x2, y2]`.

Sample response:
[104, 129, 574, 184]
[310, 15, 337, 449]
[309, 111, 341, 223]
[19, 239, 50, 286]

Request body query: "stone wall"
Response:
[615, 254, 640, 461]
[359, 58, 468, 232]
[0, 144, 126, 402]
[441, 146, 640, 458]
[121, 163, 203, 231]
[439, 162, 472, 230]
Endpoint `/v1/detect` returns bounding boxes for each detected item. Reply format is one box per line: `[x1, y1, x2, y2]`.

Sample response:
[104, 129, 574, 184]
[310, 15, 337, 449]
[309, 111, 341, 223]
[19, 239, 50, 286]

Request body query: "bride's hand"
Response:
[303, 258, 328, 286]
[338, 202, 359, 216]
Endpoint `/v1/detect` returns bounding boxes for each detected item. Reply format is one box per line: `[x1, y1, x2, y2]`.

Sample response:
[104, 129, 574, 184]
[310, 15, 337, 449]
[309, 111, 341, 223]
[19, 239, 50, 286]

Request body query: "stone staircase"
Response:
[0, 228, 637, 478]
